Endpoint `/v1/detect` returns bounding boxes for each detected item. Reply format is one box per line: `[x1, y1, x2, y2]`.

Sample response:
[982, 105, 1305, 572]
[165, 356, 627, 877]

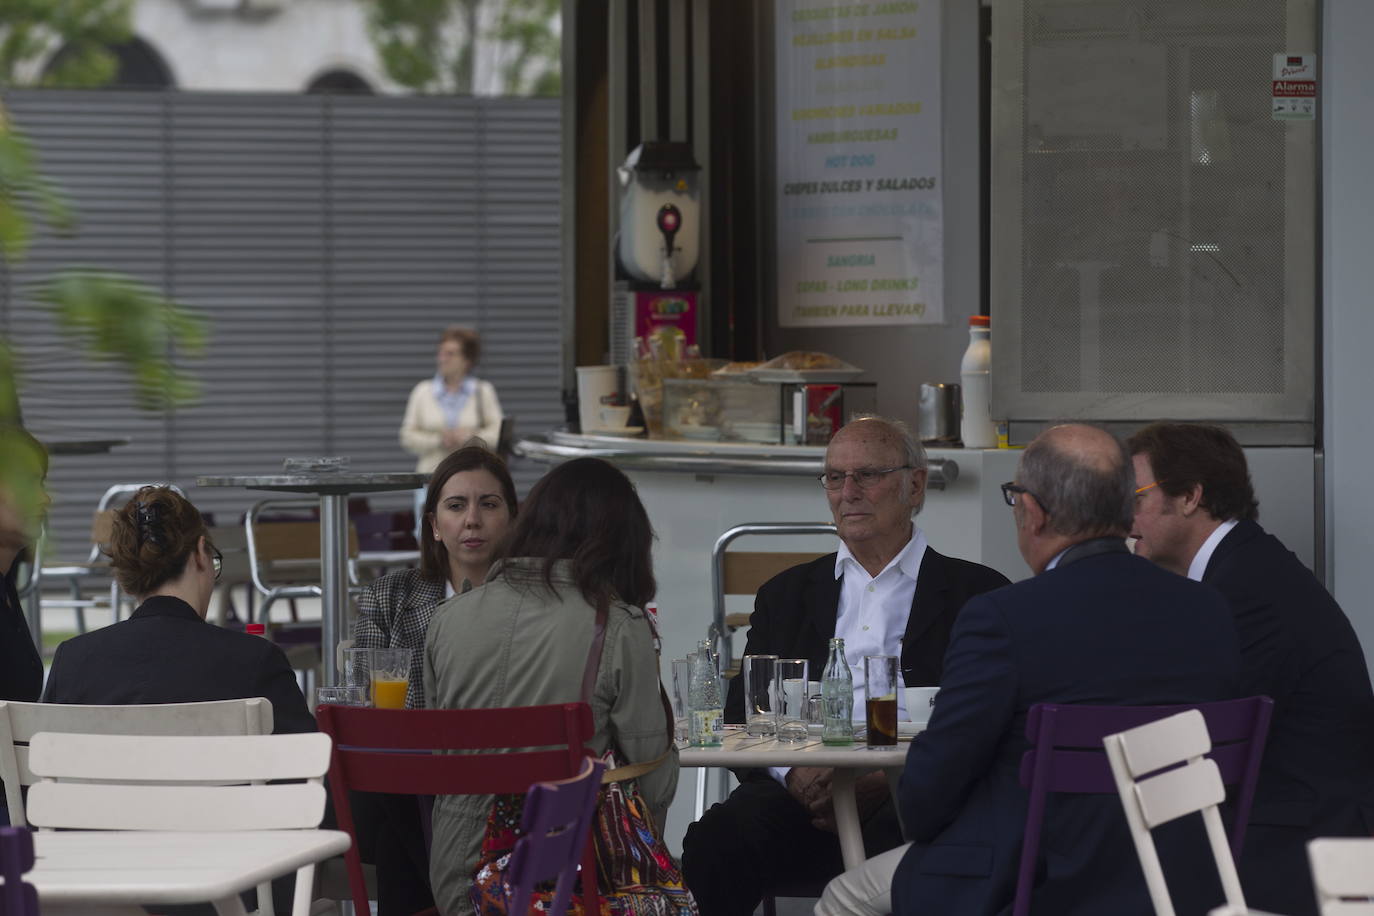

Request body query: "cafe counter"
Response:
[516, 431, 1027, 664]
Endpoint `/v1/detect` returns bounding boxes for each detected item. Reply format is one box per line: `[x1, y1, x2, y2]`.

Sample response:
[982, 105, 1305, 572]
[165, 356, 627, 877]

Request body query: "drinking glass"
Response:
[742, 654, 779, 737]
[775, 658, 810, 742]
[315, 685, 367, 707]
[671, 657, 693, 742]
[864, 655, 899, 747]
[369, 647, 411, 709]
[343, 647, 372, 706]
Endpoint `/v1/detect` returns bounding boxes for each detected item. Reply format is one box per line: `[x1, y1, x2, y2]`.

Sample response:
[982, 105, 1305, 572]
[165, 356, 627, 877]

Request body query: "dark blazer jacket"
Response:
[724, 546, 1010, 723]
[0, 567, 42, 702]
[1205, 519, 1374, 915]
[892, 549, 1242, 916]
[42, 595, 315, 735]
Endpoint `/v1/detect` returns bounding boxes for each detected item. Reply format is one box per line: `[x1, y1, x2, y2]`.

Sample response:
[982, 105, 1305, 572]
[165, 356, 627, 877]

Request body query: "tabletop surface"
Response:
[30, 829, 351, 904]
[678, 728, 912, 768]
[197, 472, 429, 493]
[40, 437, 132, 456]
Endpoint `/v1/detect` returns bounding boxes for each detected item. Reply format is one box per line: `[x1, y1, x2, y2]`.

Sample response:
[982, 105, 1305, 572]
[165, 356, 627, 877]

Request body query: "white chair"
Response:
[0, 697, 272, 827]
[1309, 837, 1374, 915]
[26, 731, 333, 916]
[1103, 708, 1247, 916]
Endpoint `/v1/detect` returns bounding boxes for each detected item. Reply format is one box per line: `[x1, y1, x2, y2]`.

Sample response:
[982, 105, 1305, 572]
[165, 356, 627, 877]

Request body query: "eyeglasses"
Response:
[818, 466, 913, 490]
[211, 547, 223, 581]
[1134, 480, 1164, 500]
[1001, 481, 1052, 516]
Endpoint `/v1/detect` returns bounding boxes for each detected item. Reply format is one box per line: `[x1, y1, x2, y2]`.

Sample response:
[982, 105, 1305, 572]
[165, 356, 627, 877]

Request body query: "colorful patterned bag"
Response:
[470, 746, 696, 915]
[469, 599, 697, 915]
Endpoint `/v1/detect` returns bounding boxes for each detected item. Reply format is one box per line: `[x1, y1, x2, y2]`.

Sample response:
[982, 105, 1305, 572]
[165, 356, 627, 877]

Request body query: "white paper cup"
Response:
[597, 404, 633, 430]
[905, 686, 940, 725]
[576, 365, 620, 433]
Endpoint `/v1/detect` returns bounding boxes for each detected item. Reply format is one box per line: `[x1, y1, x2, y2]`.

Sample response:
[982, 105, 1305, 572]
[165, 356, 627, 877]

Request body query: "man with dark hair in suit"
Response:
[681, 416, 1010, 916]
[818, 423, 1242, 916]
[1129, 421, 1374, 916]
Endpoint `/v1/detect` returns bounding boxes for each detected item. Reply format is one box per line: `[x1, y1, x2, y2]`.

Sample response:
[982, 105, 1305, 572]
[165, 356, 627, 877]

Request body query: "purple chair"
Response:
[1012, 696, 1273, 916]
[504, 756, 607, 916]
[0, 826, 38, 916]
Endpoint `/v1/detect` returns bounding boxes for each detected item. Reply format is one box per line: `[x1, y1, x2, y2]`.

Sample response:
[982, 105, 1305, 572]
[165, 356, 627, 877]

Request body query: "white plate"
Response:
[728, 422, 782, 443]
[746, 368, 865, 383]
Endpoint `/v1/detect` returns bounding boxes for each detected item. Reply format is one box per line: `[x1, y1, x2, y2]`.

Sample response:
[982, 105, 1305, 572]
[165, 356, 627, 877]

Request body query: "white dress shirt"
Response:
[770, 527, 927, 786]
[833, 527, 928, 711]
[1187, 518, 1239, 581]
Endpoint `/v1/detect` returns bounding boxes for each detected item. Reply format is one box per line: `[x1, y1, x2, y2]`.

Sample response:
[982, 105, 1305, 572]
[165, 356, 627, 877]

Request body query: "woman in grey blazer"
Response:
[350, 446, 516, 915]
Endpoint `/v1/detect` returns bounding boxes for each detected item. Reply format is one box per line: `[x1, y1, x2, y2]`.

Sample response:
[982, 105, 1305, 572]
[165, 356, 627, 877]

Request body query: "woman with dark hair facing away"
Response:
[424, 457, 679, 915]
[353, 445, 517, 710]
[42, 485, 313, 735]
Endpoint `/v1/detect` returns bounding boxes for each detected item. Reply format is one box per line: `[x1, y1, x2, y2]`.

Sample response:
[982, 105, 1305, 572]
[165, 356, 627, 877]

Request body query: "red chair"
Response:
[316, 702, 600, 915]
[505, 756, 608, 915]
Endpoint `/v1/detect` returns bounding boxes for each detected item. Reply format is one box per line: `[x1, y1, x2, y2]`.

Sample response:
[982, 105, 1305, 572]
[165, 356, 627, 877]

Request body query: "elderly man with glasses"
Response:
[681, 416, 1009, 916]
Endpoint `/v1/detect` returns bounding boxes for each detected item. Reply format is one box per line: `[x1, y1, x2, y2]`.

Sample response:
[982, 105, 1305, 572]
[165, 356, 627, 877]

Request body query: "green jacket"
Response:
[424, 557, 679, 914]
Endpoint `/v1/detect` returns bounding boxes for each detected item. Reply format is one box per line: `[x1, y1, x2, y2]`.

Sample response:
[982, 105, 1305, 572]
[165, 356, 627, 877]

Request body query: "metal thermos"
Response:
[918, 383, 962, 444]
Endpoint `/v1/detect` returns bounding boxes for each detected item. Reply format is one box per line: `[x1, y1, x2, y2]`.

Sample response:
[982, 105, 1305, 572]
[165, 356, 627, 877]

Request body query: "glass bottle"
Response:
[688, 638, 724, 747]
[821, 637, 855, 745]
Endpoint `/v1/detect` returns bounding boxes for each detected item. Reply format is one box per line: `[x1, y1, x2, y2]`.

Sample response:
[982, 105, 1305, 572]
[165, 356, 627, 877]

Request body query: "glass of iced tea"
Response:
[369, 647, 410, 709]
[864, 655, 899, 747]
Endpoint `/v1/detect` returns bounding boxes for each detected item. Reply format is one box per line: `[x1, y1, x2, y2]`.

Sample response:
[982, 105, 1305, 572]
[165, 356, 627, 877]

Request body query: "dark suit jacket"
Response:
[724, 546, 1010, 723]
[0, 566, 42, 702]
[42, 595, 315, 735]
[1204, 519, 1374, 914]
[892, 549, 1242, 916]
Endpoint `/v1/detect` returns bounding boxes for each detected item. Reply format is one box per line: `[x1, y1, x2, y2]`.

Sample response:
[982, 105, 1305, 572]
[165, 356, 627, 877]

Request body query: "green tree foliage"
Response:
[0, 0, 203, 527]
[0, 0, 133, 88]
[368, 0, 559, 96]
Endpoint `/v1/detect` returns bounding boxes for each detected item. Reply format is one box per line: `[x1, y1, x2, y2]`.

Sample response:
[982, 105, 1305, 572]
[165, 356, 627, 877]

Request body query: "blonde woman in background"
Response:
[399, 325, 503, 473]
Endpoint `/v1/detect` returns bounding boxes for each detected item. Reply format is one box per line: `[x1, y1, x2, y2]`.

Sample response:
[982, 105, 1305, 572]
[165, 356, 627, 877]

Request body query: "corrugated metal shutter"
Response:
[0, 90, 562, 561]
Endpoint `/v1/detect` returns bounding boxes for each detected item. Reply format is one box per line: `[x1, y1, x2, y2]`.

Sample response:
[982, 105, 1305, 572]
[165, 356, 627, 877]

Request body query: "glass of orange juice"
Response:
[368, 648, 410, 709]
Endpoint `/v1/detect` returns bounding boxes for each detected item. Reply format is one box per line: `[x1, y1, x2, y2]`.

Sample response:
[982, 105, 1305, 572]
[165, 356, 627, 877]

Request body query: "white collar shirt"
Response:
[1045, 546, 1070, 572]
[768, 526, 927, 787]
[1187, 518, 1239, 582]
[833, 526, 928, 713]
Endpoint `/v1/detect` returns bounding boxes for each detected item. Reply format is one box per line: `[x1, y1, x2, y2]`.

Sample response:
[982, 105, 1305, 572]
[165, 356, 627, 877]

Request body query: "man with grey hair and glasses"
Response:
[816, 423, 1242, 916]
[682, 416, 1009, 916]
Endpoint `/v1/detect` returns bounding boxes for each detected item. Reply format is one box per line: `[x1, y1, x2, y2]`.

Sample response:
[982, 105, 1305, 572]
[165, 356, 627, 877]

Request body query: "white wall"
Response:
[133, 0, 396, 91]
[1323, 0, 1374, 672]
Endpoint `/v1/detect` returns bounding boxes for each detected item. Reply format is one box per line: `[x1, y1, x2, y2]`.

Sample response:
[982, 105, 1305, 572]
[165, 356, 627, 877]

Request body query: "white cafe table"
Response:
[196, 471, 428, 684]
[28, 829, 351, 916]
[678, 728, 912, 870]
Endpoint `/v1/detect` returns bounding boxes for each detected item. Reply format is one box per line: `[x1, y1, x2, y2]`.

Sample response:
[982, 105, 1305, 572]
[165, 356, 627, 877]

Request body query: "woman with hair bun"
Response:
[42, 485, 313, 735]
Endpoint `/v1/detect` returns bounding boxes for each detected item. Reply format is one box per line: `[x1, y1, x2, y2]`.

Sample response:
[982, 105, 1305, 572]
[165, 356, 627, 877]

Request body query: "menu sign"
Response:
[775, 0, 943, 327]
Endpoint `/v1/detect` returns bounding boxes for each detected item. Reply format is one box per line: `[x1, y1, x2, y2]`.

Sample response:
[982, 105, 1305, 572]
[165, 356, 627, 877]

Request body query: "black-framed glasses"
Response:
[818, 465, 914, 490]
[211, 547, 223, 581]
[1001, 481, 1051, 516]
